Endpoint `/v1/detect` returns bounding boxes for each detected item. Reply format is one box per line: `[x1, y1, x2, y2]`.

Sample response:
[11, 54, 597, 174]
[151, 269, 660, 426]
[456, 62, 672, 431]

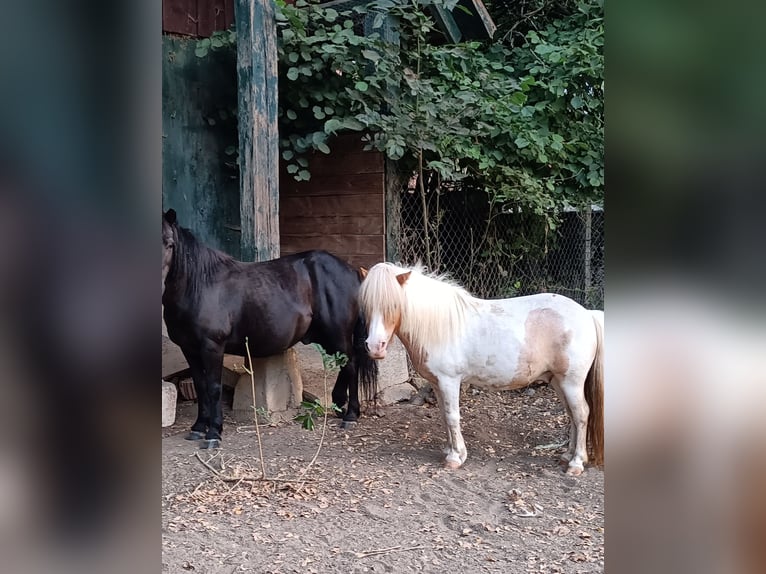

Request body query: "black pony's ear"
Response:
[163, 209, 177, 225]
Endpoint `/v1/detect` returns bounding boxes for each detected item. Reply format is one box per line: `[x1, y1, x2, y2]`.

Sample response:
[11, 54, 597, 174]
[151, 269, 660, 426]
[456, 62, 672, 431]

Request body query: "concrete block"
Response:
[232, 348, 302, 423]
[162, 335, 188, 379]
[376, 337, 413, 404]
[380, 381, 415, 404]
[162, 380, 177, 427]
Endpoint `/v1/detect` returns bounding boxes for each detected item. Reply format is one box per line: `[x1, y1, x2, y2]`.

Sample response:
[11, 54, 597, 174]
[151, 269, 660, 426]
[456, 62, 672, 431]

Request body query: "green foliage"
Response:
[311, 343, 349, 371]
[194, 0, 603, 219]
[293, 344, 347, 430]
[294, 399, 342, 431]
[275, 0, 603, 211]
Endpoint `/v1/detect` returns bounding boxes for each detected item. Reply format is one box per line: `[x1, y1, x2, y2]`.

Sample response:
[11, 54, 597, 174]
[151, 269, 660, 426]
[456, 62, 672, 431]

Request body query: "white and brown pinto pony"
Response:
[359, 263, 604, 475]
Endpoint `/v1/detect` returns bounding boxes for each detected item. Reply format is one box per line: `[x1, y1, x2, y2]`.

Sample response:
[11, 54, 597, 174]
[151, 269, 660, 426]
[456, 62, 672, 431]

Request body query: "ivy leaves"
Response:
[275, 0, 601, 212]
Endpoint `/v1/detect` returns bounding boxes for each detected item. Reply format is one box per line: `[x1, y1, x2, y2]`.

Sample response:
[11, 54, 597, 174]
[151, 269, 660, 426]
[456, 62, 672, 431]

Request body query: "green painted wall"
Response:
[162, 35, 241, 258]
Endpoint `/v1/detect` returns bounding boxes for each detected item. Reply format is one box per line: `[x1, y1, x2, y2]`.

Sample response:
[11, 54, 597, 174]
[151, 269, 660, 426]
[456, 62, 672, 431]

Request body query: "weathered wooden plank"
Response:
[278, 251, 382, 271]
[281, 214, 384, 236]
[281, 172, 384, 197]
[453, 0, 497, 40]
[281, 195, 384, 217]
[430, 5, 462, 43]
[344, 254, 385, 269]
[288, 152, 384, 177]
[281, 234, 384, 255]
[215, 0, 234, 32]
[320, 133, 373, 155]
[163, 0, 198, 35]
[162, 36, 241, 257]
[237, 0, 280, 262]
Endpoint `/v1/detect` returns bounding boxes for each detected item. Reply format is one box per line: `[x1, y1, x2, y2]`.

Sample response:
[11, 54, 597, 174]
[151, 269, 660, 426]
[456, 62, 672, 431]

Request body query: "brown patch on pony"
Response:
[358, 267, 368, 280]
[394, 331, 438, 384]
[511, 308, 572, 387]
[396, 271, 411, 286]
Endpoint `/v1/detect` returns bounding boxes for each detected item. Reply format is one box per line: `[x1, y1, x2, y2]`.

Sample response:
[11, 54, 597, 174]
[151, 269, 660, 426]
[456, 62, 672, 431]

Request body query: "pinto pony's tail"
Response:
[585, 311, 604, 467]
[353, 312, 379, 404]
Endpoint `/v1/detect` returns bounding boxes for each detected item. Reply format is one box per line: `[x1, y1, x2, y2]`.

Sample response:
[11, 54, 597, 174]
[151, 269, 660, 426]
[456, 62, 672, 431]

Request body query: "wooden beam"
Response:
[236, 0, 280, 262]
[430, 5, 462, 43]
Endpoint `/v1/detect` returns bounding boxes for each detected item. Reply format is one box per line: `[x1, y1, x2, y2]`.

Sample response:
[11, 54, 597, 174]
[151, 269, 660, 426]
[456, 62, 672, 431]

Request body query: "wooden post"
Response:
[236, 0, 280, 262]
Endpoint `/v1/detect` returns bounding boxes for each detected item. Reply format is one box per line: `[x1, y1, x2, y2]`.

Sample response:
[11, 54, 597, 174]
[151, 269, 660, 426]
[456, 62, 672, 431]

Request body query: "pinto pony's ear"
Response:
[359, 267, 369, 280]
[163, 209, 177, 225]
[396, 271, 411, 286]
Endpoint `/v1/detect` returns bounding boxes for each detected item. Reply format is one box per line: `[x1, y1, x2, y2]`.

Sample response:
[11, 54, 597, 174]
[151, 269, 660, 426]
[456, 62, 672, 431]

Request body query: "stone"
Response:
[162, 335, 188, 379]
[232, 348, 302, 423]
[162, 380, 177, 427]
[375, 337, 413, 404]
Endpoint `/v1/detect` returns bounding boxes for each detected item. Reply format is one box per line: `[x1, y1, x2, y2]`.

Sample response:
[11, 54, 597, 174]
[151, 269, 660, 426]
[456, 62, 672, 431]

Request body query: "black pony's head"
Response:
[162, 209, 177, 294]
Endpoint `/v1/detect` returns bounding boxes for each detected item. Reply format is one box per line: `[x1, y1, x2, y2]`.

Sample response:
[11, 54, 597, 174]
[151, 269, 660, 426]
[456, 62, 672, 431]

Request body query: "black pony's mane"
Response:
[170, 225, 242, 297]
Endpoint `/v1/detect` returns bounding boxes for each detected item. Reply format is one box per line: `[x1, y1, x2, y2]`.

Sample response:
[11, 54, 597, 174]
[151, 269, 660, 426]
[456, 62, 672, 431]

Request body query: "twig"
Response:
[294, 360, 331, 493]
[533, 440, 568, 450]
[352, 545, 427, 559]
[245, 338, 267, 480]
[194, 453, 324, 483]
[195, 451, 223, 477]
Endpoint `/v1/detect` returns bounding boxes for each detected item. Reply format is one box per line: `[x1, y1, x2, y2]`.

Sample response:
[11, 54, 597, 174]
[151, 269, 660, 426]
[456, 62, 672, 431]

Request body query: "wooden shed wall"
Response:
[163, 0, 235, 37]
[162, 35, 241, 258]
[280, 135, 386, 269]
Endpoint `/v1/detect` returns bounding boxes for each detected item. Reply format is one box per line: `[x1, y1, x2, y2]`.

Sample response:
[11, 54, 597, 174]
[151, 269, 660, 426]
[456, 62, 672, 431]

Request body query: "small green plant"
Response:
[294, 343, 347, 430]
[295, 398, 341, 430]
[254, 405, 272, 425]
[313, 343, 349, 371]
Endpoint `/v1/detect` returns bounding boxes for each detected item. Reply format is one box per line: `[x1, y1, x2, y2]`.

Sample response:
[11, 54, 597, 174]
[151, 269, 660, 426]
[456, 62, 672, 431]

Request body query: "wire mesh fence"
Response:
[394, 178, 604, 309]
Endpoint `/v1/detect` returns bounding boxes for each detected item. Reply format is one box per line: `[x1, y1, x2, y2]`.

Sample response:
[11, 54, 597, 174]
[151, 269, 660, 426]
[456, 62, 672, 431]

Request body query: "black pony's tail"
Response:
[353, 312, 379, 404]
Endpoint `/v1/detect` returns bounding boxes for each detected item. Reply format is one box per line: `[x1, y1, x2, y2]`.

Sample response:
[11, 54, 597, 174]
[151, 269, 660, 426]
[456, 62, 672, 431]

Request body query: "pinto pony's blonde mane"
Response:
[359, 263, 474, 355]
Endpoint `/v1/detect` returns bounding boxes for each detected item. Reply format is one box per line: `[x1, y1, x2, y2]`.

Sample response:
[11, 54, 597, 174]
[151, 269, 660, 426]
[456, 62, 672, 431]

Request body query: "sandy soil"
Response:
[162, 369, 604, 574]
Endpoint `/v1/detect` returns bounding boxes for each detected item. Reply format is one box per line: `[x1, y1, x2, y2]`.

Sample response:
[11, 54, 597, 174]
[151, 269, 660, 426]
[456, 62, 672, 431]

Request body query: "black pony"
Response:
[162, 209, 378, 448]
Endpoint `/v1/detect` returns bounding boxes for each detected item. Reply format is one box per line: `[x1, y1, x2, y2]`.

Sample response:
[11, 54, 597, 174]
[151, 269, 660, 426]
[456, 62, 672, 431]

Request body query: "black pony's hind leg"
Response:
[184, 352, 209, 441]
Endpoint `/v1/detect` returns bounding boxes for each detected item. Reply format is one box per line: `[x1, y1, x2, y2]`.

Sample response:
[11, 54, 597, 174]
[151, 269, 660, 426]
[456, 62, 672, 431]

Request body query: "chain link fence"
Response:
[394, 178, 604, 309]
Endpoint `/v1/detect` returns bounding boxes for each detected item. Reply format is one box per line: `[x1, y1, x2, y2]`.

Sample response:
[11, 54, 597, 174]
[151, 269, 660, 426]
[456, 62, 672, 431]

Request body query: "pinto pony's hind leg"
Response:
[551, 381, 576, 463]
[558, 375, 591, 475]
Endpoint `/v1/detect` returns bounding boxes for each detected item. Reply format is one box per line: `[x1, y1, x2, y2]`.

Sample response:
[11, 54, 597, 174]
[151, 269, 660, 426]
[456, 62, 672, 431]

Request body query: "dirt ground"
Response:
[162, 359, 604, 574]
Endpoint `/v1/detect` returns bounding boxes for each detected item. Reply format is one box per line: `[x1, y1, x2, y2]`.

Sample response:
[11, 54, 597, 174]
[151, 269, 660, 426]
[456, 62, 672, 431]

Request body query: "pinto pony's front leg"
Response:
[434, 378, 467, 469]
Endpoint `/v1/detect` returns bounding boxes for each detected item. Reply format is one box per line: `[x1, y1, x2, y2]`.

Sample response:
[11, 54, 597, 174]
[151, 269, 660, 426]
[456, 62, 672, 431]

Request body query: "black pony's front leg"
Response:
[331, 373, 349, 414]
[334, 362, 360, 428]
[183, 352, 209, 441]
[199, 341, 225, 449]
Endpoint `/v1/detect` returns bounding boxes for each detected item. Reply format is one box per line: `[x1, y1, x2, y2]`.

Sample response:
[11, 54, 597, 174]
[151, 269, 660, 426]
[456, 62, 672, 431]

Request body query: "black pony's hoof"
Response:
[185, 431, 205, 441]
[199, 438, 221, 449]
[339, 420, 357, 430]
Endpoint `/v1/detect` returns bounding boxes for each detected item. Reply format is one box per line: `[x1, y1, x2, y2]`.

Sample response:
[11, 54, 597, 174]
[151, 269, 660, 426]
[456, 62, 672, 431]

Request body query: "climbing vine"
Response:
[196, 0, 602, 215]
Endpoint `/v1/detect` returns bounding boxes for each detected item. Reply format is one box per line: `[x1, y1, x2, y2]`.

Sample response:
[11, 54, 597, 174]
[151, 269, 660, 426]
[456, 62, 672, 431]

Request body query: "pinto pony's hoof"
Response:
[565, 465, 584, 476]
[339, 420, 357, 430]
[200, 439, 221, 449]
[443, 460, 462, 470]
[185, 431, 205, 441]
